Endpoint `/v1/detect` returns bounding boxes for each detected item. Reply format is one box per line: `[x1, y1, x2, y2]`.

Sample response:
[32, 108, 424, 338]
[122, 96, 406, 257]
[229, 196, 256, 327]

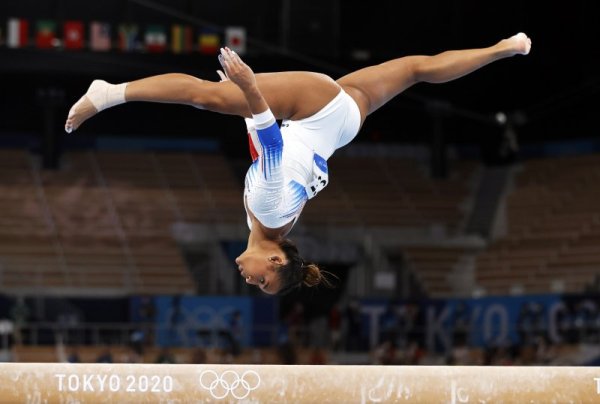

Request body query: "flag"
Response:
[171, 24, 193, 54]
[145, 24, 166, 53]
[90, 22, 111, 51]
[198, 30, 219, 55]
[35, 20, 56, 49]
[118, 24, 140, 51]
[225, 26, 246, 55]
[7, 18, 29, 48]
[63, 21, 84, 50]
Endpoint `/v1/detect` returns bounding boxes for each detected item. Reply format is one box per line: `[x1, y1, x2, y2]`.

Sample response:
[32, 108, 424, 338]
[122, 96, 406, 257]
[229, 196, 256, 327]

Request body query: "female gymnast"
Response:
[65, 33, 531, 295]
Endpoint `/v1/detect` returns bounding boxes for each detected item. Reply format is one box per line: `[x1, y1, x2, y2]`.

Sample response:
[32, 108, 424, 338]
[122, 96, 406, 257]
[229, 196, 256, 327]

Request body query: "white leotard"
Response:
[244, 89, 361, 231]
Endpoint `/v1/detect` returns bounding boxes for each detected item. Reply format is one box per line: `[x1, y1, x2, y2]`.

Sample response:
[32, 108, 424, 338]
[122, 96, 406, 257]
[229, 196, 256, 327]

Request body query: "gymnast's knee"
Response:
[189, 82, 223, 110]
[411, 55, 438, 83]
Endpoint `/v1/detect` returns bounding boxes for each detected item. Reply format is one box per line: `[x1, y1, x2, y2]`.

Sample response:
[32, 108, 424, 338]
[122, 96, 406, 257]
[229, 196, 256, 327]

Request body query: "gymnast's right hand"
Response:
[218, 47, 257, 92]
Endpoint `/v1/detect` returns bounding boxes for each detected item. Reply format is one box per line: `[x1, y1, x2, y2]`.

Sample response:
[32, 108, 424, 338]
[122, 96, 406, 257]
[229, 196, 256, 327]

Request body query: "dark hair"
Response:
[276, 238, 333, 296]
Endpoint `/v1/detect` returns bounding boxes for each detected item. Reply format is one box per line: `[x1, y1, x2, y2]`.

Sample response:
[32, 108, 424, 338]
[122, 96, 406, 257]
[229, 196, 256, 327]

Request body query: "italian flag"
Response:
[7, 18, 29, 48]
[145, 25, 166, 53]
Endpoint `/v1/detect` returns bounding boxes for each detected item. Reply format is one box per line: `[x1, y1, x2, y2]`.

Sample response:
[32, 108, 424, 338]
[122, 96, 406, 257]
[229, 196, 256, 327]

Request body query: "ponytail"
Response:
[302, 263, 333, 288]
[276, 239, 335, 295]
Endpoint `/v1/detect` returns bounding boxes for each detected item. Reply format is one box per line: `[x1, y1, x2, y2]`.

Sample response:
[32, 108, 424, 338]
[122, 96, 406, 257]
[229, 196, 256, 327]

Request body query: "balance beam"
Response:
[0, 363, 597, 403]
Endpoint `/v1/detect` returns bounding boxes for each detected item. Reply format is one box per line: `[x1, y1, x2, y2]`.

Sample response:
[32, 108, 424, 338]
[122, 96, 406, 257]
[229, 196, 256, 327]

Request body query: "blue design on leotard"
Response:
[244, 121, 308, 229]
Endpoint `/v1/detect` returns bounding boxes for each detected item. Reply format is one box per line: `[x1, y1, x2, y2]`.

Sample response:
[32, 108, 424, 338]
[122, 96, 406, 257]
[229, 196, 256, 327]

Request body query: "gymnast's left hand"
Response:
[219, 47, 257, 92]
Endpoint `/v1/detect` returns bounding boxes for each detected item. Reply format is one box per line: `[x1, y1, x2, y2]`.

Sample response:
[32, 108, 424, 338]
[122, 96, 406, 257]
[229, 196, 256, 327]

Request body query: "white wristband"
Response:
[252, 109, 276, 129]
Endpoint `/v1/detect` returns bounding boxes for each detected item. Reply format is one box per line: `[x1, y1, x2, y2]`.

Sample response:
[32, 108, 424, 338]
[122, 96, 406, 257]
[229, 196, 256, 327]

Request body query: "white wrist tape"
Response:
[252, 109, 276, 130]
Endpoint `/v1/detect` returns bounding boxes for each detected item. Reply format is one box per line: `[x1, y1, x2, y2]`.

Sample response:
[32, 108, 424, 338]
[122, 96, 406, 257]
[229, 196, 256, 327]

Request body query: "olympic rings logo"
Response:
[199, 370, 261, 399]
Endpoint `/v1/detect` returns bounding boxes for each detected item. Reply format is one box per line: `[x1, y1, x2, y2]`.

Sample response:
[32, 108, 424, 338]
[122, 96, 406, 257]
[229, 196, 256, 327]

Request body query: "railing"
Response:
[13, 322, 280, 349]
[0, 265, 138, 295]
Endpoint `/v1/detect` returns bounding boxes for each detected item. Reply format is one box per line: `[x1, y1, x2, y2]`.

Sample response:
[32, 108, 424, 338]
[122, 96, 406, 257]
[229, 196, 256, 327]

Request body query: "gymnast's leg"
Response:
[337, 33, 532, 122]
[65, 70, 340, 133]
[65, 74, 252, 133]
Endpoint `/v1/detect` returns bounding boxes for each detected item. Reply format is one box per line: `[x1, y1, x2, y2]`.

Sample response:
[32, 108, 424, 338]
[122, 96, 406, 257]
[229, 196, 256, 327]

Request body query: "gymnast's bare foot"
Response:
[500, 32, 532, 56]
[65, 92, 97, 133]
[64, 80, 127, 133]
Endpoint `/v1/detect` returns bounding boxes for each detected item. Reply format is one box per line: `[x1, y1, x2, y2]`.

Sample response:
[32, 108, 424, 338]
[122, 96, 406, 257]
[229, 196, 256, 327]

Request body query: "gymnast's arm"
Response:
[220, 46, 282, 169]
[221, 47, 284, 220]
[219, 47, 268, 116]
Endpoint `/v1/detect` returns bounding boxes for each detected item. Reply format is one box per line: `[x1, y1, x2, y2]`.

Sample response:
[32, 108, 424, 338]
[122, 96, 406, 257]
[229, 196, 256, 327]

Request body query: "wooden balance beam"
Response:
[0, 363, 598, 403]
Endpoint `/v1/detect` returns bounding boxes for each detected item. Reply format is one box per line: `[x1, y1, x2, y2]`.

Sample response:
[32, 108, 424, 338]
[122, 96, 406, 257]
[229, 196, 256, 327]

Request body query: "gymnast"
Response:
[64, 33, 531, 295]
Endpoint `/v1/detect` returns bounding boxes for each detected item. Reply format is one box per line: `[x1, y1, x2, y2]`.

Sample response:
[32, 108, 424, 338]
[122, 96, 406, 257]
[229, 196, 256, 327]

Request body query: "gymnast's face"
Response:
[235, 251, 285, 295]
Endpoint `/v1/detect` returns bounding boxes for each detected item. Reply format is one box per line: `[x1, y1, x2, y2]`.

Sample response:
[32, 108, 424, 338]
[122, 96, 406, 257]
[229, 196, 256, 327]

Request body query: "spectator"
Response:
[277, 341, 297, 365]
[67, 347, 81, 363]
[286, 302, 305, 346]
[452, 302, 470, 347]
[155, 348, 177, 364]
[191, 348, 207, 364]
[96, 348, 113, 363]
[138, 296, 156, 345]
[405, 340, 426, 365]
[328, 304, 342, 351]
[121, 346, 142, 363]
[9, 297, 29, 345]
[227, 310, 243, 356]
[250, 349, 263, 364]
[130, 329, 145, 357]
[379, 303, 400, 346]
[0, 320, 14, 355]
[573, 300, 597, 343]
[308, 347, 327, 365]
[532, 335, 555, 365]
[345, 300, 363, 351]
[373, 340, 399, 365]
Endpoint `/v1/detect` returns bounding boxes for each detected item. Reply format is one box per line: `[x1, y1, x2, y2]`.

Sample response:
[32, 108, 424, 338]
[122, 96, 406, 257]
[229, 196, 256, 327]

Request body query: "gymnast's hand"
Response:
[219, 47, 269, 115]
[219, 47, 257, 92]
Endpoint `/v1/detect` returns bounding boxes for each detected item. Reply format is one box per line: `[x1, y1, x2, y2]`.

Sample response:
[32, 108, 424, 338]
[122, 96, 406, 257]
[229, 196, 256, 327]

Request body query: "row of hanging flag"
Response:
[4, 18, 247, 55]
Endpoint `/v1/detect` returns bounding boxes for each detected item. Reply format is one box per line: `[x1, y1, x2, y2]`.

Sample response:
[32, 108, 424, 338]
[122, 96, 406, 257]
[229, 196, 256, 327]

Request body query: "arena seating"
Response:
[476, 155, 600, 295]
[0, 150, 247, 294]
[303, 156, 477, 231]
[391, 246, 471, 297]
[0, 149, 481, 295]
[313, 156, 479, 298]
[2, 147, 598, 297]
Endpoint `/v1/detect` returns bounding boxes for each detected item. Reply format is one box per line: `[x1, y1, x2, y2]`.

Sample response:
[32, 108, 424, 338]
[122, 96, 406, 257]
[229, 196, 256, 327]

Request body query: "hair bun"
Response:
[302, 264, 335, 288]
